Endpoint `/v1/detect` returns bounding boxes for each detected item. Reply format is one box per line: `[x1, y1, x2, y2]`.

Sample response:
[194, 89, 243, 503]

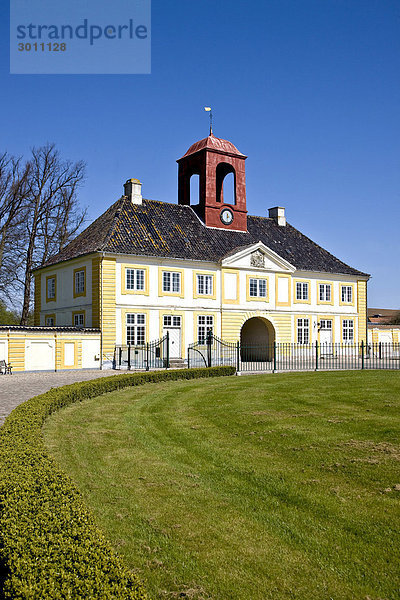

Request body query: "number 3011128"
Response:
[18, 43, 67, 51]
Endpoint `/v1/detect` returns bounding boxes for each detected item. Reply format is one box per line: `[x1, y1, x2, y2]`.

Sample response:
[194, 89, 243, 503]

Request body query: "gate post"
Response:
[236, 341, 240, 372]
[273, 341, 277, 372]
[361, 340, 364, 370]
[166, 331, 170, 369]
[206, 330, 212, 368]
[146, 342, 150, 371]
[127, 345, 131, 370]
[315, 340, 319, 371]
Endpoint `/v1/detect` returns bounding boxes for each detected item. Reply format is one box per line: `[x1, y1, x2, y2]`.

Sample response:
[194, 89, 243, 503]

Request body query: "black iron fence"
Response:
[115, 333, 169, 370]
[188, 335, 400, 372]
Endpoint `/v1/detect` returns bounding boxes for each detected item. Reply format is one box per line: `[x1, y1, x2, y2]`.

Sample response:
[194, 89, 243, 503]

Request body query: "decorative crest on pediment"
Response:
[250, 250, 265, 268]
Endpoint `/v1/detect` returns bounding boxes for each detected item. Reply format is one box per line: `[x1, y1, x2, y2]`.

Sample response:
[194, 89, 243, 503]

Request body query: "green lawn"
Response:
[43, 371, 400, 600]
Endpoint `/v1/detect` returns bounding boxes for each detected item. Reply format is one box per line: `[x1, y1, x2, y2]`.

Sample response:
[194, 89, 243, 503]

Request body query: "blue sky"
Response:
[1, 0, 399, 307]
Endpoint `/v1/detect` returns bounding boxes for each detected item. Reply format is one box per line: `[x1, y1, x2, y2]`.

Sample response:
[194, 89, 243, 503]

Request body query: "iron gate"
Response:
[115, 332, 169, 370]
[188, 334, 400, 372]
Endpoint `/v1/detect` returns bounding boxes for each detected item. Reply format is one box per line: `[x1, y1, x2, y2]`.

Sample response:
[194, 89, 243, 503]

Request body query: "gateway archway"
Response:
[240, 317, 275, 362]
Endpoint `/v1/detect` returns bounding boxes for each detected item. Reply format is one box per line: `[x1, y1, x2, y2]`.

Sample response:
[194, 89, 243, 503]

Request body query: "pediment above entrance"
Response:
[221, 241, 295, 272]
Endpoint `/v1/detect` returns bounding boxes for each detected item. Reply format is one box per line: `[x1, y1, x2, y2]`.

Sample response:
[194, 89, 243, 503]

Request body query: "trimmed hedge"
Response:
[0, 366, 235, 599]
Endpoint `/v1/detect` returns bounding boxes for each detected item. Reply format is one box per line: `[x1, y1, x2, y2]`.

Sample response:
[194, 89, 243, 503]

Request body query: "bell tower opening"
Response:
[177, 133, 248, 232]
[216, 163, 236, 205]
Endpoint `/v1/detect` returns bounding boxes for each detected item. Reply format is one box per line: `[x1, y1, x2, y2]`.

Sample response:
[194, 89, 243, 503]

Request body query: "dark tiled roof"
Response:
[41, 198, 368, 276]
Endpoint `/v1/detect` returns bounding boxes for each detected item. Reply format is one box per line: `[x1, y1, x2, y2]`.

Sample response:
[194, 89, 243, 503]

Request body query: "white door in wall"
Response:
[163, 315, 181, 359]
[319, 320, 333, 355]
[0, 340, 7, 361]
[82, 339, 101, 369]
[25, 340, 55, 371]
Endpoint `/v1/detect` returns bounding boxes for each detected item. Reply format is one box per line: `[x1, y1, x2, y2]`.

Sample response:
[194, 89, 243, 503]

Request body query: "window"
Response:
[162, 271, 181, 294]
[296, 282, 309, 301]
[45, 316, 55, 326]
[198, 315, 214, 344]
[249, 278, 267, 298]
[126, 268, 145, 291]
[197, 274, 213, 296]
[126, 313, 146, 345]
[73, 313, 85, 327]
[163, 315, 181, 327]
[342, 319, 354, 343]
[74, 270, 85, 296]
[297, 318, 310, 344]
[341, 285, 353, 303]
[319, 284, 331, 302]
[319, 319, 332, 330]
[47, 276, 56, 300]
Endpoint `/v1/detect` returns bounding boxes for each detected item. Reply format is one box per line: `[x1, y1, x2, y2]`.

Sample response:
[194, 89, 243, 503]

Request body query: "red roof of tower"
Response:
[179, 133, 246, 160]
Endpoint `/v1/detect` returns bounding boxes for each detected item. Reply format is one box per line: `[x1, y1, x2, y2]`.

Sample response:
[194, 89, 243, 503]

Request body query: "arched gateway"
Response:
[240, 317, 275, 362]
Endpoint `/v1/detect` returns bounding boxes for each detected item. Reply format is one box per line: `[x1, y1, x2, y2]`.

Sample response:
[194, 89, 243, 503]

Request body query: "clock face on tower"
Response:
[220, 208, 234, 225]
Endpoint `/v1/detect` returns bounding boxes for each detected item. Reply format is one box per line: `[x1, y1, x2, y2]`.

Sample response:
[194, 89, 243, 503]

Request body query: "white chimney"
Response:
[268, 206, 286, 226]
[124, 178, 142, 204]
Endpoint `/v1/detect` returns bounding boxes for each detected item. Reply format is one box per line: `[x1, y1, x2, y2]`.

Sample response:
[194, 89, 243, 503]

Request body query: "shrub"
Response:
[0, 366, 235, 599]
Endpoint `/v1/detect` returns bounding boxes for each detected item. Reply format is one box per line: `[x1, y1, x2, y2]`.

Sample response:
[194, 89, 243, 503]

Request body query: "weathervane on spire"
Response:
[204, 106, 213, 135]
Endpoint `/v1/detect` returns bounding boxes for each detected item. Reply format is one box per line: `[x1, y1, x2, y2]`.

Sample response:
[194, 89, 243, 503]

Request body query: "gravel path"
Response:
[0, 369, 123, 426]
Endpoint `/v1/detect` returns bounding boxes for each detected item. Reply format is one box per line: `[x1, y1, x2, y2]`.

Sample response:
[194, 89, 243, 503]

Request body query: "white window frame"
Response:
[198, 315, 214, 344]
[162, 271, 181, 294]
[342, 319, 354, 343]
[47, 277, 56, 299]
[319, 284, 331, 302]
[297, 318, 310, 344]
[45, 316, 55, 326]
[126, 268, 145, 292]
[341, 285, 353, 303]
[74, 313, 85, 327]
[249, 278, 267, 298]
[74, 270, 85, 295]
[163, 315, 181, 328]
[197, 274, 213, 296]
[126, 313, 146, 346]
[296, 282, 309, 301]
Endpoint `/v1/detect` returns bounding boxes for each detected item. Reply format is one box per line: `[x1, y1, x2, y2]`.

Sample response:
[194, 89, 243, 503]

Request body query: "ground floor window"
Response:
[127, 313, 146, 345]
[198, 315, 214, 344]
[297, 318, 310, 344]
[73, 313, 85, 327]
[342, 319, 354, 343]
[45, 315, 55, 326]
[163, 315, 181, 327]
[319, 319, 332, 330]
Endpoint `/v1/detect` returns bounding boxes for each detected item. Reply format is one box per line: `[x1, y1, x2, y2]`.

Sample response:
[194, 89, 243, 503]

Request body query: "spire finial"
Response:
[204, 106, 213, 135]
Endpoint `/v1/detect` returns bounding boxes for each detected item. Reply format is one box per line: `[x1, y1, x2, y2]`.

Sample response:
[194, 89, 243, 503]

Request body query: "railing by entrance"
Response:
[188, 334, 400, 372]
[115, 333, 170, 370]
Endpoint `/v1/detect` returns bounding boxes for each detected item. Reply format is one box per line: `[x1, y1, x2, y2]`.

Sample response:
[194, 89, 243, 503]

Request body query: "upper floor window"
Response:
[197, 274, 213, 296]
[249, 278, 267, 298]
[126, 313, 146, 346]
[341, 285, 353, 303]
[296, 282, 309, 301]
[126, 268, 145, 291]
[319, 284, 331, 302]
[74, 269, 85, 296]
[46, 276, 56, 301]
[297, 318, 310, 344]
[342, 319, 354, 343]
[163, 271, 181, 294]
[198, 315, 214, 344]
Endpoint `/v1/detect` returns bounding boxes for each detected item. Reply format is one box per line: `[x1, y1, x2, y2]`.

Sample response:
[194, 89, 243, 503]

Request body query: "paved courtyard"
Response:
[0, 369, 123, 426]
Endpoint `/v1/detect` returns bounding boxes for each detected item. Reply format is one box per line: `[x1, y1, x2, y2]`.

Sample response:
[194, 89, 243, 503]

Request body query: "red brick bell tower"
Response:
[177, 133, 248, 232]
